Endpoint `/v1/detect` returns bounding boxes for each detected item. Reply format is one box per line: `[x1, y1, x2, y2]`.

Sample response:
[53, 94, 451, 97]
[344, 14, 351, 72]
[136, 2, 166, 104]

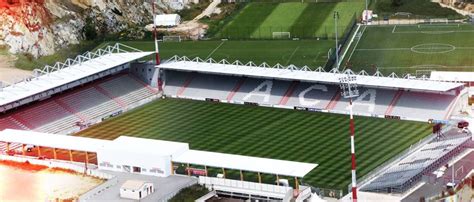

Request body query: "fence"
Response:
[325, 12, 358, 69]
[369, 18, 466, 26]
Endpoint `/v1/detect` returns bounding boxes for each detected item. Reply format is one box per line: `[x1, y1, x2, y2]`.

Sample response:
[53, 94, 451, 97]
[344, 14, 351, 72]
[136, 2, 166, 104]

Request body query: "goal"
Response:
[162, 36, 182, 42]
[426, 18, 449, 24]
[272, 32, 291, 39]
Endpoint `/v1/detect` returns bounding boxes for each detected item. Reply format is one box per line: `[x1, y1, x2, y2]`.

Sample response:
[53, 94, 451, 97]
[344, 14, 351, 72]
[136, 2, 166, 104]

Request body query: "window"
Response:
[133, 166, 141, 173]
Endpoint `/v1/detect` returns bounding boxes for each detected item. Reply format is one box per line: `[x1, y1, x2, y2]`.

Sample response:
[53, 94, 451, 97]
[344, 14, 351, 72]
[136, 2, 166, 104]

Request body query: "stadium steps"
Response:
[93, 85, 127, 108]
[99, 75, 156, 105]
[0, 117, 29, 131]
[278, 81, 300, 105]
[58, 87, 121, 121]
[227, 77, 247, 101]
[10, 114, 35, 130]
[54, 99, 88, 121]
[14, 101, 74, 130]
[385, 89, 404, 116]
[177, 73, 196, 97]
[325, 89, 341, 110]
[129, 74, 159, 94]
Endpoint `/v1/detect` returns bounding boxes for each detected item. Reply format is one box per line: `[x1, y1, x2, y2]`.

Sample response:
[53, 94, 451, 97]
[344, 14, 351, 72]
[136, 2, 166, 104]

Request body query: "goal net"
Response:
[162, 36, 182, 42]
[272, 32, 291, 39]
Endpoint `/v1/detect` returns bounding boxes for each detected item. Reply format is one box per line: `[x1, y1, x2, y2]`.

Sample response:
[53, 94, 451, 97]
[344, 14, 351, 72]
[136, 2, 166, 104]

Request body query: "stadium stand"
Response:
[391, 91, 457, 120]
[162, 69, 461, 121]
[0, 73, 157, 135]
[361, 134, 471, 193]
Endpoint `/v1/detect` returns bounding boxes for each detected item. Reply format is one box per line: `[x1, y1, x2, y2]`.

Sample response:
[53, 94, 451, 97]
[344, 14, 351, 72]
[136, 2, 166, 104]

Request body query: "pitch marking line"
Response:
[285, 46, 300, 65]
[206, 41, 225, 59]
[392, 25, 397, 33]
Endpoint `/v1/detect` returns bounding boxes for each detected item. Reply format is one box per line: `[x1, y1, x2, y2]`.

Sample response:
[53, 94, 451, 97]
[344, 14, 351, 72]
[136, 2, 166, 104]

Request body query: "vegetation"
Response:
[14, 41, 99, 71]
[374, 0, 464, 19]
[344, 24, 474, 75]
[177, 0, 212, 21]
[169, 184, 209, 202]
[216, 2, 364, 39]
[77, 98, 431, 191]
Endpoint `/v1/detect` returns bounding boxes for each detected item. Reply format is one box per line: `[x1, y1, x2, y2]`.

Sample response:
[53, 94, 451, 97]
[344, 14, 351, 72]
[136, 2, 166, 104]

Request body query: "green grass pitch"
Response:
[217, 2, 364, 39]
[77, 98, 431, 191]
[109, 40, 334, 68]
[344, 24, 474, 75]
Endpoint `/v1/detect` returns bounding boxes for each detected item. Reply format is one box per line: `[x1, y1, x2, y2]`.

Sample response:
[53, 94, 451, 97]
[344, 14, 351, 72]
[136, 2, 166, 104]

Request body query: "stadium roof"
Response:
[0, 43, 153, 107]
[0, 129, 108, 152]
[104, 136, 189, 158]
[159, 56, 463, 92]
[430, 71, 474, 82]
[173, 150, 317, 178]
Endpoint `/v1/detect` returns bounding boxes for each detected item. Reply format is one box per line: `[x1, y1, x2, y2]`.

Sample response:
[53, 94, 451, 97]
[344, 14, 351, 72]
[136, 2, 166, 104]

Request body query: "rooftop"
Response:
[159, 56, 463, 92]
[173, 150, 317, 178]
[0, 43, 153, 107]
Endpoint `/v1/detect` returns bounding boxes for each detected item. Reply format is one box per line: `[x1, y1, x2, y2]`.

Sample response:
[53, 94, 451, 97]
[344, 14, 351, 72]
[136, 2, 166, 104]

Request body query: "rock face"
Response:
[0, 0, 186, 58]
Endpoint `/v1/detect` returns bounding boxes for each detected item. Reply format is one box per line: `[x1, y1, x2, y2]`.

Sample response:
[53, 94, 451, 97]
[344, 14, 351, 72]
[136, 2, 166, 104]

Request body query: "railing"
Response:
[198, 176, 292, 198]
[352, 127, 444, 192]
[164, 55, 443, 82]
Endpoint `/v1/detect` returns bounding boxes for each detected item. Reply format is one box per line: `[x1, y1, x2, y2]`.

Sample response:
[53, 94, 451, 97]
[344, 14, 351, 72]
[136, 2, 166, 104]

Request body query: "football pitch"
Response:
[344, 24, 474, 75]
[77, 98, 431, 191]
[112, 40, 334, 68]
[217, 2, 364, 39]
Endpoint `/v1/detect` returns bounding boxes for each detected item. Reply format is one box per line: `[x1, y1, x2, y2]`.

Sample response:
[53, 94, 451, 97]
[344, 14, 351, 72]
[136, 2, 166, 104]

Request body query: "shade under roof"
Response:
[159, 60, 463, 92]
[173, 150, 317, 178]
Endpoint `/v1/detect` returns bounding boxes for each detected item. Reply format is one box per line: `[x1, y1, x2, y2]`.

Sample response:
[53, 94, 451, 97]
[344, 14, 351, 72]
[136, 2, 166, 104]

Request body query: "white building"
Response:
[97, 136, 189, 177]
[155, 14, 181, 27]
[120, 180, 154, 200]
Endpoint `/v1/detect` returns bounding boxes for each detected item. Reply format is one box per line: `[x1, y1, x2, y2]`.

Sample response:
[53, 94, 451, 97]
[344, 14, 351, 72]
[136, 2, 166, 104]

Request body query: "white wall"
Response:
[97, 150, 172, 177]
[120, 183, 154, 200]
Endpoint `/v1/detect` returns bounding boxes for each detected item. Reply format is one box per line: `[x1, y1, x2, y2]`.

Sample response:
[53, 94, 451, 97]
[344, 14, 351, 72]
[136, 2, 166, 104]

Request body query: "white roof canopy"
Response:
[0, 44, 153, 106]
[105, 136, 189, 158]
[0, 129, 108, 152]
[159, 56, 463, 92]
[173, 150, 317, 178]
[430, 71, 474, 82]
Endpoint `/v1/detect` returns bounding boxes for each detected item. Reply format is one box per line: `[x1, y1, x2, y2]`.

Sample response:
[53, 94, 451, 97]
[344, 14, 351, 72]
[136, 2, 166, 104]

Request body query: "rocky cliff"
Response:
[0, 0, 186, 58]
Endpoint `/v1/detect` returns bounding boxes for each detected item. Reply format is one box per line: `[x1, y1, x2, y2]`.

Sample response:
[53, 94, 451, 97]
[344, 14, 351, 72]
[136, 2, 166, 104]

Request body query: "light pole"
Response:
[334, 11, 340, 70]
[339, 74, 360, 202]
[152, 0, 161, 65]
[365, 0, 369, 24]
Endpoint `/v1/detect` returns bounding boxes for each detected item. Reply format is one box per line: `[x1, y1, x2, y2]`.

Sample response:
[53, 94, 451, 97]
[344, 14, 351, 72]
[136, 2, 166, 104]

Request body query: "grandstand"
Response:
[0, 44, 158, 151]
[361, 132, 471, 193]
[160, 56, 466, 122]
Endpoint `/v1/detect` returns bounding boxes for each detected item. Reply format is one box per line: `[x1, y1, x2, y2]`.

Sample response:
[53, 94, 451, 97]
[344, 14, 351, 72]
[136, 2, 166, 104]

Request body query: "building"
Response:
[155, 14, 181, 27]
[120, 180, 154, 200]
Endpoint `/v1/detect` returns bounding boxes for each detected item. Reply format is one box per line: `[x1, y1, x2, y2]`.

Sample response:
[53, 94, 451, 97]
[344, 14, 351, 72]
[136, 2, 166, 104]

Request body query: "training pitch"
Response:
[344, 24, 474, 75]
[111, 40, 333, 68]
[217, 2, 364, 39]
[77, 98, 431, 191]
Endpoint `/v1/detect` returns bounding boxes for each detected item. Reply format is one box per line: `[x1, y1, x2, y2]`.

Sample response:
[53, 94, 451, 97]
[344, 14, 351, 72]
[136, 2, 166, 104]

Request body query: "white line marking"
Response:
[206, 41, 225, 59]
[392, 25, 396, 33]
[285, 46, 300, 65]
[346, 26, 367, 65]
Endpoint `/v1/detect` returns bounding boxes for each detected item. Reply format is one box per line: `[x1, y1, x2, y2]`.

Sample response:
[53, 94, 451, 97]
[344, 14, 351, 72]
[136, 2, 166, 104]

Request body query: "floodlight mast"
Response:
[339, 74, 359, 202]
[334, 11, 340, 70]
[152, 0, 161, 65]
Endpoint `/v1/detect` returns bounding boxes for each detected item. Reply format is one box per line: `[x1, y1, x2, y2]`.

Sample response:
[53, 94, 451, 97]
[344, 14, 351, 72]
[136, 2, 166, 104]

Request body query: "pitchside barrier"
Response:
[325, 13, 358, 69]
[368, 18, 465, 26]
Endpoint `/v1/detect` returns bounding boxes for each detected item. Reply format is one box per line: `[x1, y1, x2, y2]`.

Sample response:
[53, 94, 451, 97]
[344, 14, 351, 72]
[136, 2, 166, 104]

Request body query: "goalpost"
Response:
[272, 32, 291, 39]
[429, 18, 449, 24]
[162, 36, 182, 42]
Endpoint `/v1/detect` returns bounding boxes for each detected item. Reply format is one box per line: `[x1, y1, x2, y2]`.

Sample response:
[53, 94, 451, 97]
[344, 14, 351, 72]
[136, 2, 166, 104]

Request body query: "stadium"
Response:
[0, 0, 474, 201]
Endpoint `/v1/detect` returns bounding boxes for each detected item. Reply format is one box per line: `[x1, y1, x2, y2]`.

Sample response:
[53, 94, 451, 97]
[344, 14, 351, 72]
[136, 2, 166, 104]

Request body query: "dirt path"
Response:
[0, 54, 32, 84]
[150, 0, 222, 39]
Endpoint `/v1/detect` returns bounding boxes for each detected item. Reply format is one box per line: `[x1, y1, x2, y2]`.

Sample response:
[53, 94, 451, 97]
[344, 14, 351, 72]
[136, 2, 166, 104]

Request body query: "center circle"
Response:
[410, 43, 455, 54]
